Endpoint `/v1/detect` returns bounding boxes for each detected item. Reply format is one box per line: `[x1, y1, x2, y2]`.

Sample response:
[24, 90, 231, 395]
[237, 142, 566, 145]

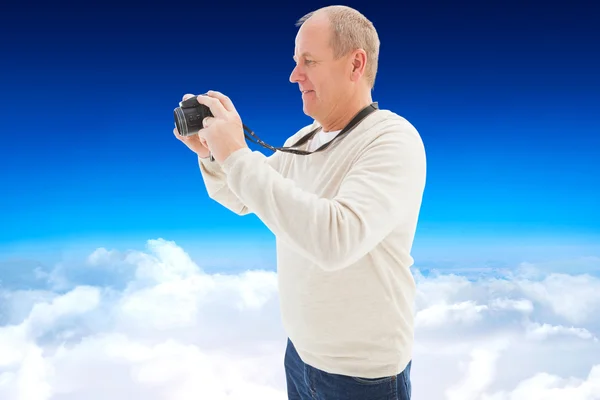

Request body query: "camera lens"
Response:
[173, 101, 213, 137]
[174, 107, 190, 136]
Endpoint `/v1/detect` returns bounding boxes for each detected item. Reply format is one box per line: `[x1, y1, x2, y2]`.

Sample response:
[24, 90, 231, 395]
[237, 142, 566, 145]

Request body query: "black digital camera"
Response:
[173, 95, 213, 137]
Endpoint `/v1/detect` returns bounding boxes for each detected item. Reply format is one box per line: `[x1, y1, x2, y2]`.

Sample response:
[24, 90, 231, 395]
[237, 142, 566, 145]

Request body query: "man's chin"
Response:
[302, 107, 317, 120]
[301, 101, 317, 118]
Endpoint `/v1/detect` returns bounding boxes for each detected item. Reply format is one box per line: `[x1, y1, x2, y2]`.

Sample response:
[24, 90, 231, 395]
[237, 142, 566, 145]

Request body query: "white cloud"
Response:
[0, 238, 599, 399]
[411, 267, 600, 399]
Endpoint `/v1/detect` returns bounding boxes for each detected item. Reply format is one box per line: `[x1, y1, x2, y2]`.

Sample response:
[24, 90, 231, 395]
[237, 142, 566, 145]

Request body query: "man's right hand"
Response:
[173, 93, 211, 159]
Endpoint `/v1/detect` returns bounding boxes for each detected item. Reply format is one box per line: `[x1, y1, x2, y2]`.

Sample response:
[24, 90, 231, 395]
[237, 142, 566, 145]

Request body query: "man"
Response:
[173, 5, 426, 399]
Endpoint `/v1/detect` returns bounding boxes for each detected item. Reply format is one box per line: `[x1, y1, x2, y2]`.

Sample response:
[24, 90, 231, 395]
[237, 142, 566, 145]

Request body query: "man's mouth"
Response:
[302, 90, 314, 94]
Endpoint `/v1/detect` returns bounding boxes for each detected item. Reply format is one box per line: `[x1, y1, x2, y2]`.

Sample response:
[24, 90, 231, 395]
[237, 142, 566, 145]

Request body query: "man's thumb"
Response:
[203, 116, 214, 128]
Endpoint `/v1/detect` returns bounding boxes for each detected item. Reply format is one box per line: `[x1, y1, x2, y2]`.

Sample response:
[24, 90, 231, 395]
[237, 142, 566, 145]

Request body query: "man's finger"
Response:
[203, 116, 215, 128]
[206, 90, 237, 113]
[173, 127, 184, 140]
[173, 126, 197, 141]
[182, 93, 195, 101]
[196, 93, 227, 119]
[173, 126, 192, 139]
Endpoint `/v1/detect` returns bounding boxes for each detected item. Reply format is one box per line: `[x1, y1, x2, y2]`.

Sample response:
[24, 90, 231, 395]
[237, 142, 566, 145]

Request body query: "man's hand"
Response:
[196, 91, 249, 163]
[173, 93, 212, 159]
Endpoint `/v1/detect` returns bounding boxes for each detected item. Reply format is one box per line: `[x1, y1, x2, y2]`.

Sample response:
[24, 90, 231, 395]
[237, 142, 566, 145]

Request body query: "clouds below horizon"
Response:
[0, 238, 599, 399]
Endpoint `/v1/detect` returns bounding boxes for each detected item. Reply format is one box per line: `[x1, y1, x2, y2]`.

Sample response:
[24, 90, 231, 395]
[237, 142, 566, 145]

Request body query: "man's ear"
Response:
[350, 50, 367, 80]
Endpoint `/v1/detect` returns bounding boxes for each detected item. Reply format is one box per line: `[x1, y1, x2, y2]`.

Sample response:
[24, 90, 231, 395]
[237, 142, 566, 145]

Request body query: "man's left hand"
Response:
[196, 90, 248, 163]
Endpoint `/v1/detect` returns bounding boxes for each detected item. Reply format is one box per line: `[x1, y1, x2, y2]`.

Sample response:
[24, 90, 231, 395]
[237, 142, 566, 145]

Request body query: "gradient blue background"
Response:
[1, 1, 598, 270]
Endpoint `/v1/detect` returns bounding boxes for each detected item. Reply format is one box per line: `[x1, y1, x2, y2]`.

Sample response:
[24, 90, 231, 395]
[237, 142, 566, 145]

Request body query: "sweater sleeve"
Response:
[221, 125, 427, 271]
[198, 123, 317, 215]
[198, 151, 285, 216]
[198, 156, 251, 215]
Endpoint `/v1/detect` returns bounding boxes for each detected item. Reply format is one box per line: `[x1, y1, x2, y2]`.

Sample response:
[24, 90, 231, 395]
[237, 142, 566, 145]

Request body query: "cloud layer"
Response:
[1, 239, 599, 399]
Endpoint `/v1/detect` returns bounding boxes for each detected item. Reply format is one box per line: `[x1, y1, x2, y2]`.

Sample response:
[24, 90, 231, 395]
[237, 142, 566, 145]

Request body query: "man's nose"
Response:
[289, 65, 302, 83]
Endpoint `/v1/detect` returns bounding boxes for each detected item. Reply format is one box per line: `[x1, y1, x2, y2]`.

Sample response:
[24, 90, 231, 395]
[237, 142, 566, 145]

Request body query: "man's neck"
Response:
[320, 92, 373, 132]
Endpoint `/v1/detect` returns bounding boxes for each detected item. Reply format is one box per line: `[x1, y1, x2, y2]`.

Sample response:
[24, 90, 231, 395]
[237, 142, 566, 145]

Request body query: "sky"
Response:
[0, 0, 599, 399]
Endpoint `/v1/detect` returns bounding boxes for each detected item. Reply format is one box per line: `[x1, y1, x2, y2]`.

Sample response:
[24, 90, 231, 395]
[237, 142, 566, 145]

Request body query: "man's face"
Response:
[290, 16, 352, 123]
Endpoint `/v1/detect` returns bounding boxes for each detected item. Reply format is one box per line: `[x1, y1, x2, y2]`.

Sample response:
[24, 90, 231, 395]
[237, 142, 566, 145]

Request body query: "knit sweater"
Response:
[198, 108, 427, 378]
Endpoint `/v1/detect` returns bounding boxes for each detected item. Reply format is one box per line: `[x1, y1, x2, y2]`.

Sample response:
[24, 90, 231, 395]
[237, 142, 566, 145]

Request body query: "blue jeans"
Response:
[284, 339, 412, 400]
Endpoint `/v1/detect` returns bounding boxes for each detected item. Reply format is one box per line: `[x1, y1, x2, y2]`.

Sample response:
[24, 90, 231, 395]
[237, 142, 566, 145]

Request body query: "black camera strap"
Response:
[241, 101, 379, 156]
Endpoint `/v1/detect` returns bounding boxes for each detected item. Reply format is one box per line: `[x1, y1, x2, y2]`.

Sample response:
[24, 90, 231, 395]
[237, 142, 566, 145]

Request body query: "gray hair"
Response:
[296, 6, 380, 88]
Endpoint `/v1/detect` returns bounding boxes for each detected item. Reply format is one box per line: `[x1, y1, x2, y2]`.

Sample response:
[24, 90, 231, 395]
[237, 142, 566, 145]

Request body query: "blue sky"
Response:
[1, 0, 598, 267]
[1, 2, 600, 399]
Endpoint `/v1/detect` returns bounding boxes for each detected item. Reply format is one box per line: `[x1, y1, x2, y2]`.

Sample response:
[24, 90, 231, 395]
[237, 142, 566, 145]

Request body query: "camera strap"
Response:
[241, 102, 379, 156]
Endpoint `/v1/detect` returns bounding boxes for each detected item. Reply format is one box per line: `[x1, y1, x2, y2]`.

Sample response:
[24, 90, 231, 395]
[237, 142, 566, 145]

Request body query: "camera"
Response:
[173, 95, 213, 137]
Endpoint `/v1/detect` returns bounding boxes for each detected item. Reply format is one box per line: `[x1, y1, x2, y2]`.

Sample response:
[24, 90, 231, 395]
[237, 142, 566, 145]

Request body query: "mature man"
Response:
[173, 5, 426, 400]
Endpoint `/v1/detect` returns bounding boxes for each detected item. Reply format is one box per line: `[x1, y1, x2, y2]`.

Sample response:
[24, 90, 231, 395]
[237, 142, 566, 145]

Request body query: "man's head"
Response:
[289, 6, 380, 129]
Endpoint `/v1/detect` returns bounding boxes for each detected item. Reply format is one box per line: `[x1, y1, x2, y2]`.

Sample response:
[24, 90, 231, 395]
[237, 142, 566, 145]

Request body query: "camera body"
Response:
[173, 95, 213, 137]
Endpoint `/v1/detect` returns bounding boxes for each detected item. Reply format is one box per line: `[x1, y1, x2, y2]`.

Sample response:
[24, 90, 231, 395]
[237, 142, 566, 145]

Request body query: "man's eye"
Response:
[305, 59, 314, 64]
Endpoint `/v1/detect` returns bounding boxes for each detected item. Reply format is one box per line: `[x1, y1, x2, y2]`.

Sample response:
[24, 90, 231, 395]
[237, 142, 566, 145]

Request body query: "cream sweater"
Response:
[198, 108, 427, 378]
